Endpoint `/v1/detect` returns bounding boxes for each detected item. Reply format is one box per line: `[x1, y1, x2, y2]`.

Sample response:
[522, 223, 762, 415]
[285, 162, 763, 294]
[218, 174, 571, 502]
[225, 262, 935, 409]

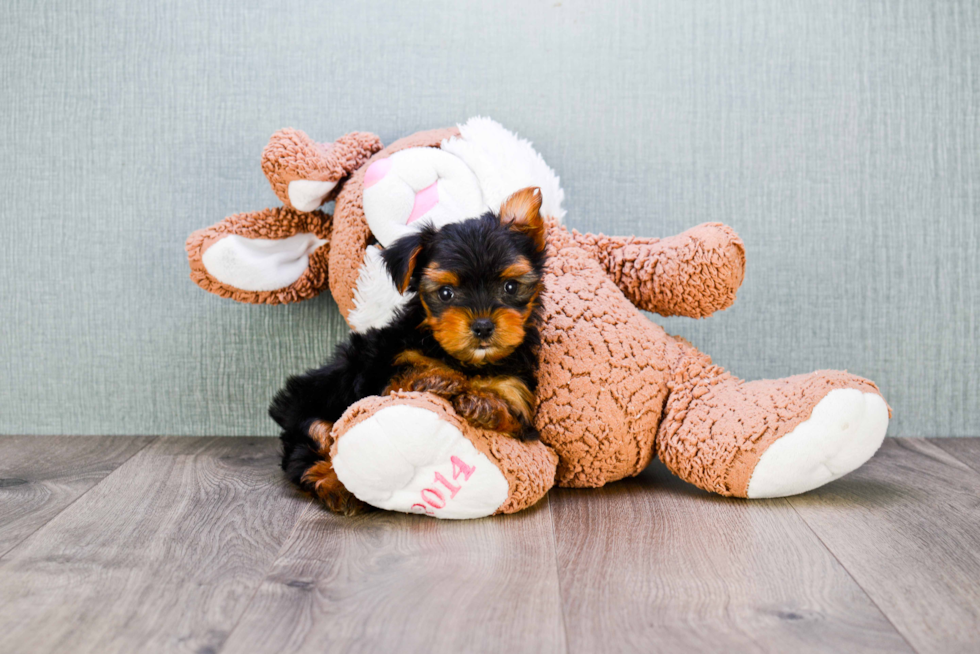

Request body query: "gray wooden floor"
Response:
[0, 437, 978, 654]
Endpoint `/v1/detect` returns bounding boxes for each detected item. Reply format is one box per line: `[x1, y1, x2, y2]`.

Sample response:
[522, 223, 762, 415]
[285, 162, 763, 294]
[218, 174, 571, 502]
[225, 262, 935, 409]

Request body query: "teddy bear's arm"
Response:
[571, 222, 746, 318]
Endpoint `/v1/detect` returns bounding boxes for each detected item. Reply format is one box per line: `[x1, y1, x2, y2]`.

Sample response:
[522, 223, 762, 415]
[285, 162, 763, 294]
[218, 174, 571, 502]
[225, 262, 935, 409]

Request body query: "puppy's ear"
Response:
[382, 232, 424, 294]
[499, 187, 546, 252]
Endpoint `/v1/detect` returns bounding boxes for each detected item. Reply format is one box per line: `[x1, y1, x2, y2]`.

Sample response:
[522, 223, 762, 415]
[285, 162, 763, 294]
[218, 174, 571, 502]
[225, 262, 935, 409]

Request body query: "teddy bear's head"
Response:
[187, 118, 566, 331]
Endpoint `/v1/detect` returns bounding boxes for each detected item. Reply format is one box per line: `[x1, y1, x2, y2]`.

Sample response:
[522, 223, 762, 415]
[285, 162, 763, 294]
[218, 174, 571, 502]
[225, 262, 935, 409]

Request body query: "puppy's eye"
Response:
[503, 280, 519, 295]
[438, 286, 455, 302]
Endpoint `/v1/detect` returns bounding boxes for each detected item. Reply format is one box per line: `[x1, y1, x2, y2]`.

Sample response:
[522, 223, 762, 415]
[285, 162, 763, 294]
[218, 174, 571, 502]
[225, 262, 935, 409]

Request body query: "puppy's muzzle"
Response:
[471, 318, 495, 340]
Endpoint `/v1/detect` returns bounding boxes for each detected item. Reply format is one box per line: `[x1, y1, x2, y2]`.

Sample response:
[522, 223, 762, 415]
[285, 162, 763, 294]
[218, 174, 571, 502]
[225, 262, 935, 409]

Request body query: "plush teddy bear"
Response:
[186, 117, 890, 519]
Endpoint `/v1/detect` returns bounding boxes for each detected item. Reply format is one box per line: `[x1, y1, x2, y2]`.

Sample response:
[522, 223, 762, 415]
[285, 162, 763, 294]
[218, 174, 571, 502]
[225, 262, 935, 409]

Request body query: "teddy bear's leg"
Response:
[656, 361, 889, 498]
[327, 392, 558, 519]
[262, 129, 383, 212]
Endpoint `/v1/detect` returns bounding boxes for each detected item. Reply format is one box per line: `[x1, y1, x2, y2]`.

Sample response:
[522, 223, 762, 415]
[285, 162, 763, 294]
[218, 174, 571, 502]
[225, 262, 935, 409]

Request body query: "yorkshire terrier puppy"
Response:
[270, 187, 548, 514]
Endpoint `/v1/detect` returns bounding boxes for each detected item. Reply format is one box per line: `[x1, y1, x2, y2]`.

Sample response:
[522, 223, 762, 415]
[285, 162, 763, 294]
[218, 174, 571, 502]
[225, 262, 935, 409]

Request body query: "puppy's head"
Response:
[383, 187, 547, 365]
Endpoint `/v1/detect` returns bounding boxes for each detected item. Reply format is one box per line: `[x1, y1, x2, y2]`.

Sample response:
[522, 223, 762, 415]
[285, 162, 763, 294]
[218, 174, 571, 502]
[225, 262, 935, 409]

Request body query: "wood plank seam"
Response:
[217, 493, 568, 652]
[0, 436, 313, 654]
[215, 499, 315, 654]
[786, 499, 920, 653]
[930, 438, 980, 477]
[784, 438, 980, 653]
[550, 458, 919, 653]
[0, 436, 158, 562]
[547, 497, 572, 654]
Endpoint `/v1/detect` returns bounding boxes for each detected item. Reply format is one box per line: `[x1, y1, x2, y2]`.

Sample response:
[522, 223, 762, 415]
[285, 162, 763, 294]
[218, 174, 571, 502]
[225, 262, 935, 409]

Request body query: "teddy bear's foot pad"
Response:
[331, 404, 510, 519]
[747, 388, 888, 498]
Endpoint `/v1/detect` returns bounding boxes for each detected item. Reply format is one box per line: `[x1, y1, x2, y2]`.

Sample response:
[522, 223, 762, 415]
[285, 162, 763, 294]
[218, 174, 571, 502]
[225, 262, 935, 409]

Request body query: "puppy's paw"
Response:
[302, 459, 374, 516]
[387, 367, 466, 398]
[516, 423, 540, 442]
[410, 372, 466, 397]
[453, 391, 523, 436]
[323, 488, 374, 517]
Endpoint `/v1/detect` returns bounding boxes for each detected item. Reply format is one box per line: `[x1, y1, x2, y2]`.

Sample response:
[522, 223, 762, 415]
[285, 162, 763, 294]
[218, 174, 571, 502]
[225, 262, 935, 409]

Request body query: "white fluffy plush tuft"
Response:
[332, 404, 510, 519]
[348, 245, 413, 333]
[747, 389, 889, 498]
[442, 116, 565, 223]
[201, 232, 327, 292]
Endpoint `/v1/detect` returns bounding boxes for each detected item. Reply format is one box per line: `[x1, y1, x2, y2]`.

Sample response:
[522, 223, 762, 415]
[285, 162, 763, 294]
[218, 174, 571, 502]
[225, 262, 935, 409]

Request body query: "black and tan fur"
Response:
[270, 187, 548, 514]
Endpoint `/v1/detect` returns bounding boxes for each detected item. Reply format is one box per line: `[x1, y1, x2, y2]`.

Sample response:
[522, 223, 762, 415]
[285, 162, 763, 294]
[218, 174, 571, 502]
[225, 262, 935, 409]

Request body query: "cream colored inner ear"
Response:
[201, 233, 327, 292]
[288, 179, 337, 212]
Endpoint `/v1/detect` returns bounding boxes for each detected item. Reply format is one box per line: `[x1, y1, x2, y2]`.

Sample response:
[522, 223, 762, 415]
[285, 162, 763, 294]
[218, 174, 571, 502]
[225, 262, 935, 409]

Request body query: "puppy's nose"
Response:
[471, 318, 495, 340]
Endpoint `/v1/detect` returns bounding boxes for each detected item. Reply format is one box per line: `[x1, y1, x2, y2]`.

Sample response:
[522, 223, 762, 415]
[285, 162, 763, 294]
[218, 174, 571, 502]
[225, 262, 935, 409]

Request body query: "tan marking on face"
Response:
[427, 306, 479, 362]
[419, 278, 540, 365]
[484, 307, 527, 363]
[426, 305, 530, 365]
[501, 258, 532, 279]
[520, 287, 542, 321]
[423, 305, 525, 366]
[423, 265, 459, 287]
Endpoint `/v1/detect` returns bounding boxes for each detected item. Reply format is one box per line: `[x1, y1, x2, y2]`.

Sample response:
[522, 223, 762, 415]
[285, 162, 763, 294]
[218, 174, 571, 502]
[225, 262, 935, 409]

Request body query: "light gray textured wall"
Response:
[1, 0, 977, 437]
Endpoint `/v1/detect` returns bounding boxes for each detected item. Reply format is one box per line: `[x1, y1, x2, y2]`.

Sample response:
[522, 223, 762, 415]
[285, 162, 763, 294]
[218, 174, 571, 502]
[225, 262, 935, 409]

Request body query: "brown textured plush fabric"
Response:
[188, 122, 889, 506]
[656, 368, 887, 496]
[317, 129, 886, 498]
[261, 129, 383, 209]
[573, 223, 746, 318]
[534, 218, 674, 486]
[535, 219, 888, 493]
[185, 207, 331, 304]
[329, 127, 460, 319]
[330, 391, 558, 514]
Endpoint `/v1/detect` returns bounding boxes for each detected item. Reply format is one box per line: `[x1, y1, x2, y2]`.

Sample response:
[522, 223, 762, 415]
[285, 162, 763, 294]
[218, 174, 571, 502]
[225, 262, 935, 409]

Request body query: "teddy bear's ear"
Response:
[185, 207, 331, 304]
[263, 129, 383, 212]
[499, 187, 545, 252]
